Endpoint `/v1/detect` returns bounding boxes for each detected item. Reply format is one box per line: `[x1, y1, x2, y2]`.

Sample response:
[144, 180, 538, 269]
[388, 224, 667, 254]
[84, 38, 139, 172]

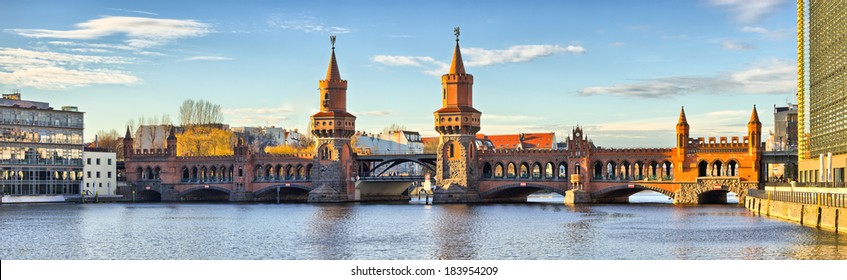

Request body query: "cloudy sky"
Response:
[1, 0, 797, 147]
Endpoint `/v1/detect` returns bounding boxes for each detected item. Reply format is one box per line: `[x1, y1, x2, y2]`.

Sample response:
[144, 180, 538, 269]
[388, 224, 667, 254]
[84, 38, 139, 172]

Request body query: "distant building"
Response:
[231, 126, 303, 152]
[82, 149, 117, 196]
[354, 129, 423, 155]
[1, 92, 84, 203]
[769, 103, 798, 152]
[354, 129, 423, 175]
[134, 125, 172, 152]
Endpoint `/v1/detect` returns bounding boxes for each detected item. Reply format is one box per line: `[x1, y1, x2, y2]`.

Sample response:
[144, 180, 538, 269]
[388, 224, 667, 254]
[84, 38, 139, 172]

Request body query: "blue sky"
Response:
[1, 0, 797, 147]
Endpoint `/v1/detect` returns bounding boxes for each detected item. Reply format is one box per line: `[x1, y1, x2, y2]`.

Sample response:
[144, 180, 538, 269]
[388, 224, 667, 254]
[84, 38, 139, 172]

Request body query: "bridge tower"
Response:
[676, 107, 689, 156]
[748, 105, 762, 181]
[308, 36, 357, 202]
[123, 127, 134, 158]
[432, 27, 483, 203]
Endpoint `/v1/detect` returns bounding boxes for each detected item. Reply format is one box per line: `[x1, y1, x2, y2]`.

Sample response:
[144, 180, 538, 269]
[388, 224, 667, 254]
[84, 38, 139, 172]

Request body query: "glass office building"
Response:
[1, 92, 84, 197]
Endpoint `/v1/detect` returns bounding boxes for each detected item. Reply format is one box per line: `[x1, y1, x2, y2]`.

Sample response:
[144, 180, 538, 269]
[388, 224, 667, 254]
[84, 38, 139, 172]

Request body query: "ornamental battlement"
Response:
[687, 136, 751, 149]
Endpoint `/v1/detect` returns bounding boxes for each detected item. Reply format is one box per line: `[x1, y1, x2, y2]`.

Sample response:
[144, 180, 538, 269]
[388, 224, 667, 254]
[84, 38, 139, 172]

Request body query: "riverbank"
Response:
[745, 188, 846, 234]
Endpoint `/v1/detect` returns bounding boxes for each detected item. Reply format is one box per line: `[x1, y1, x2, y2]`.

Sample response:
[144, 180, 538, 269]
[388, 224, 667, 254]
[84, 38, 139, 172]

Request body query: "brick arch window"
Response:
[506, 162, 516, 178]
[531, 162, 542, 179]
[482, 162, 492, 179]
[494, 163, 504, 178]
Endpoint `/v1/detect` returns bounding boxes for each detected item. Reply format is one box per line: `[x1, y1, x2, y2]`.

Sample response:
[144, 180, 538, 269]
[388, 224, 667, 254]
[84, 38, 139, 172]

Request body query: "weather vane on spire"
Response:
[454, 27, 460, 42]
[330, 35, 336, 49]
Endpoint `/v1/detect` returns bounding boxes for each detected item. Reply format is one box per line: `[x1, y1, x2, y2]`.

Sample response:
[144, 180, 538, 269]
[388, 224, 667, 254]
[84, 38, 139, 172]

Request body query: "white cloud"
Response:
[267, 15, 350, 34]
[109, 8, 159, 16]
[373, 44, 584, 76]
[181, 56, 233, 61]
[9, 16, 211, 49]
[578, 60, 794, 98]
[609, 42, 625, 47]
[741, 26, 768, 33]
[740, 26, 792, 40]
[709, 0, 788, 23]
[463, 44, 585, 67]
[721, 40, 756, 51]
[0, 47, 140, 90]
[372, 55, 436, 67]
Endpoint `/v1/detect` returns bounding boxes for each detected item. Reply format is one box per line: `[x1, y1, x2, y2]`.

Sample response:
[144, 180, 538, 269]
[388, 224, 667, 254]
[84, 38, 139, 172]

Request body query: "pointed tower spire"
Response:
[749, 105, 761, 124]
[167, 126, 176, 140]
[449, 27, 465, 74]
[124, 126, 132, 139]
[326, 35, 341, 80]
[677, 106, 688, 125]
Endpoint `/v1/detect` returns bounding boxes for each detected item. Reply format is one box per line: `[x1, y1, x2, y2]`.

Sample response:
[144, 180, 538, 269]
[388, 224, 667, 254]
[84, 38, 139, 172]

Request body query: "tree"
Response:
[385, 123, 407, 132]
[177, 126, 235, 156]
[423, 138, 439, 153]
[179, 99, 223, 127]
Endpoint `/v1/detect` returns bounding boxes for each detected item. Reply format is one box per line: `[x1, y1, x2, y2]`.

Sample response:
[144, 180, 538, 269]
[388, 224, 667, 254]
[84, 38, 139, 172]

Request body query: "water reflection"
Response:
[1, 201, 845, 260]
[309, 204, 354, 259]
[432, 204, 476, 260]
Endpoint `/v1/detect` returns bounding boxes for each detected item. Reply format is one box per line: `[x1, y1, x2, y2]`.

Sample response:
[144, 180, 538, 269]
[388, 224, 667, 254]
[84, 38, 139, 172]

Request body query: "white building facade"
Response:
[82, 150, 117, 196]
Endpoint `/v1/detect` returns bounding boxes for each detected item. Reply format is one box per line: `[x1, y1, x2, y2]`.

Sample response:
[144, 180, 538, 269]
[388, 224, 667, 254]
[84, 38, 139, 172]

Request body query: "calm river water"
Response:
[1, 193, 845, 260]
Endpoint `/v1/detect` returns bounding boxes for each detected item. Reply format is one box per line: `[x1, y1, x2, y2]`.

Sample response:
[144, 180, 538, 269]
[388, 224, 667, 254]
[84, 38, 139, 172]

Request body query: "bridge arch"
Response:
[698, 160, 708, 177]
[506, 162, 516, 178]
[494, 162, 504, 178]
[181, 185, 231, 202]
[479, 183, 568, 200]
[726, 160, 738, 176]
[593, 161, 604, 179]
[253, 184, 313, 202]
[136, 189, 162, 202]
[591, 184, 675, 203]
[482, 162, 493, 178]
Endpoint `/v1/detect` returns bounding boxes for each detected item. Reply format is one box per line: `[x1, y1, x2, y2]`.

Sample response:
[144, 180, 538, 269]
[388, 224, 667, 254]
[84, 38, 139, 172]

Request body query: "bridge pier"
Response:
[564, 190, 591, 205]
[308, 185, 350, 203]
[432, 186, 481, 204]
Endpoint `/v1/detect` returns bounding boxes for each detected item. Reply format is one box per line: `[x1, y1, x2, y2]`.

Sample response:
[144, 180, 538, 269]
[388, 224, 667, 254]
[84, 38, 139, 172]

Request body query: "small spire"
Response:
[449, 27, 465, 74]
[326, 35, 341, 80]
[167, 126, 176, 140]
[677, 106, 688, 125]
[124, 126, 132, 139]
[749, 105, 761, 124]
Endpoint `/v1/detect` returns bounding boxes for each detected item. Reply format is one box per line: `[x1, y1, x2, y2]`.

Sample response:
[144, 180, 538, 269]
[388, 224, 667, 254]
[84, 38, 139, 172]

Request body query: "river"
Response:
[1, 192, 844, 260]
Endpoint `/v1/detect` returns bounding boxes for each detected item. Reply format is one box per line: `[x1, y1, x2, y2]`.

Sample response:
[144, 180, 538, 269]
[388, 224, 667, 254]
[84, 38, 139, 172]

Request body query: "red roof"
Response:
[476, 132, 554, 149]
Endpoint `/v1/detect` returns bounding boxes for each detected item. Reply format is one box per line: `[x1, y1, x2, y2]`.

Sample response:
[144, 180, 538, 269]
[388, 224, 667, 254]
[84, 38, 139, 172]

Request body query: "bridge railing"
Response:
[747, 189, 847, 208]
[358, 176, 425, 181]
[763, 182, 847, 188]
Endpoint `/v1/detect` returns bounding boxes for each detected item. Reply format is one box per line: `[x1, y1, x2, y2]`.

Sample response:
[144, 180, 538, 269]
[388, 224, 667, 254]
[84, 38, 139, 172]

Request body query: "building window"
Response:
[96, 158, 100, 165]
[87, 158, 91, 164]
[96, 171, 100, 178]
[99, 183, 102, 188]
[108, 159, 112, 165]
[108, 172, 112, 178]
[87, 171, 91, 178]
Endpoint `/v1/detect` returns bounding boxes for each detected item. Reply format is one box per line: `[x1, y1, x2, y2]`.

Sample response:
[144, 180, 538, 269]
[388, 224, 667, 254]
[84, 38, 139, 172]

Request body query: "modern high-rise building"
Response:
[0, 92, 85, 202]
[797, 0, 847, 184]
